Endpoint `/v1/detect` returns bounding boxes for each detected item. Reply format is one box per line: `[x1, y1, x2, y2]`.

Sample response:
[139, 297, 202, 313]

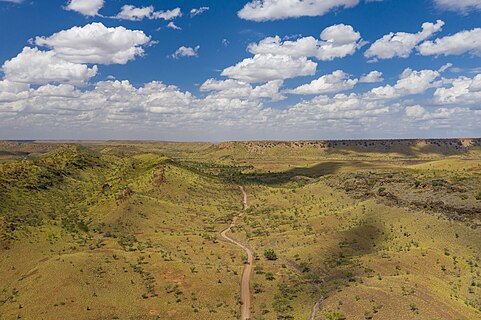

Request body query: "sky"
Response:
[0, 0, 480, 141]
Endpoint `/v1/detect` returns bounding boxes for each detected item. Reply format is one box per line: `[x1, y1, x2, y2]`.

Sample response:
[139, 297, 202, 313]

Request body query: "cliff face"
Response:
[218, 138, 481, 154]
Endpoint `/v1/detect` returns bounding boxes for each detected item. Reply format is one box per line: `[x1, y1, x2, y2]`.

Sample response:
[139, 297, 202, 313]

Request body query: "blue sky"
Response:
[0, 0, 480, 141]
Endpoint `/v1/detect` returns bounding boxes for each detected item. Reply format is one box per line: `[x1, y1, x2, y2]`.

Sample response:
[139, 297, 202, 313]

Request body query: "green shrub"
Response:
[325, 312, 346, 320]
[299, 262, 310, 273]
[264, 249, 278, 261]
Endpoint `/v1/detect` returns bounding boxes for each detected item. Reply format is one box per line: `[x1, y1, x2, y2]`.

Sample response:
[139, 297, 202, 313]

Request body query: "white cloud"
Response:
[115, 5, 181, 21]
[221, 25, 362, 84]
[405, 105, 428, 118]
[395, 68, 441, 95]
[0, 79, 394, 137]
[405, 105, 470, 123]
[167, 22, 181, 30]
[434, 74, 481, 105]
[360, 71, 383, 83]
[172, 46, 200, 59]
[190, 6, 209, 17]
[200, 79, 286, 101]
[0, 80, 29, 103]
[65, 0, 104, 16]
[438, 63, 453, 73]
[0, 80, 268, 132]
[248, 24, 364, 61]
[33, 84, 79, 98]
[287, 70, 358, 95]
[35, 23, 151, 65]
[433, 0, 481, 13]
[238, 0, 359, 21]
[221, 54, 317, 83]
[152, 8, 181, 20]
[365, 20, 444, 61]
[417, 28, 481, 57]
[2, 72, 481, 139]
[367, 68, 440, 99]
[2, 47, 97, 85]
[115, 5, 154, 21]
[285, 93, 391, 123]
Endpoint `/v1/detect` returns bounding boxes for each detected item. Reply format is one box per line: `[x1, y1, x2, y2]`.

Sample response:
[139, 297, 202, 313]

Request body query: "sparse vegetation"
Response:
[0, 140, 480, 319]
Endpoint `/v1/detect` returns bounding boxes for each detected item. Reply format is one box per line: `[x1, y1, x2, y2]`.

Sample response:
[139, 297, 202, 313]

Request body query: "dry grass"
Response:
[0, 140, 480, 320]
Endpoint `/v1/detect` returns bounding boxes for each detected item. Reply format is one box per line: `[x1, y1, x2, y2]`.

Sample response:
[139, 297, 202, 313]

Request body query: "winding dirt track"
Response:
[220, 186, 252, 320]
[309, 296, 324, 320]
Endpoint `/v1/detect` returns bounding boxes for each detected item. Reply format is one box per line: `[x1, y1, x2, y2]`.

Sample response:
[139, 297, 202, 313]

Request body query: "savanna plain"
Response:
[1, 139, 481, 320]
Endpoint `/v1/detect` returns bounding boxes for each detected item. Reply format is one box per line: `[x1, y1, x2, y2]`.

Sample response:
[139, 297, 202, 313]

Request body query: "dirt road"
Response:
[309, 296, 324, 320]
[220, 186, 252, 320]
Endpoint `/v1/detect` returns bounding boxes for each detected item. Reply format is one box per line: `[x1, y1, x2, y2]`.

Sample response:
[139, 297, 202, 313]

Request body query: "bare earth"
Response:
[220, 186, 253, 320]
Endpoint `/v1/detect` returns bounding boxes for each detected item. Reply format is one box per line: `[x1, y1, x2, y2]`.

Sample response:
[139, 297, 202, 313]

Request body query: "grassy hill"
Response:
[0, 140, 480, 319]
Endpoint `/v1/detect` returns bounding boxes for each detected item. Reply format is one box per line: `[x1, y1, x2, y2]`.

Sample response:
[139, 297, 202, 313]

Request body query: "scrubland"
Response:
[0, 139, 480, 320]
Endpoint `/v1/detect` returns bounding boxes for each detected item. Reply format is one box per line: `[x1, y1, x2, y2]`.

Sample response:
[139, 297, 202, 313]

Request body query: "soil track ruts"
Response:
[309, 296, 324, 320]
[220, 186, 252, 320]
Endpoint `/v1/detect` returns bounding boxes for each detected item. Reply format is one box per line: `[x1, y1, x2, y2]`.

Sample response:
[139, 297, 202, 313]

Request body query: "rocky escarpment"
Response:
[217, 138, 481, 155]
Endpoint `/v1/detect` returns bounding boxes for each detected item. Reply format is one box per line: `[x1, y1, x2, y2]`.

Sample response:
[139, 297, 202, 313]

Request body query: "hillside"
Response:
[0, 140, 480, 320]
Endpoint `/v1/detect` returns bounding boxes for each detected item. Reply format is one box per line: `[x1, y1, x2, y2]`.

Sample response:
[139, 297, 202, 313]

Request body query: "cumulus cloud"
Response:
[221, 54, 317, 83]
[0, 80, 29, 103]
[190, 7, 209, 17]
[417, 28, 481, 57]
[365, 20, 444, 61]
[367, 68, 440, 99]
[405, 105, 470, 125]
[433, 0, 481, 13]
[1, 47, 97, 85]
[285, 93, 391, 124]
[65, 0, 104, 16]
[172, 46, 200, 59]
[405, 105, 428, 118]
[287, 70, 358, 95]
[248, 24, 364, 61]
[2, 70, 481, 139]
[394, 68, 441, 95]
[114, 5, 181, 21]
[434, 74, 481, 105]
[0, 80, 269, 133]
[221, 25, 362, 84]
[0, 79, 393, 138]
[360, 71, 384, 83]
[200, 79, 286, 101]
[238, 0, 359, 21]
[35, 23, 151, 65]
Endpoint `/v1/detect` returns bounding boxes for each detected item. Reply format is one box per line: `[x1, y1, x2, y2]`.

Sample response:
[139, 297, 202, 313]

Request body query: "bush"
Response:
[475, 191, 481, 201]
[409, 303, 419, 314]
[264, 249, 278, 261]
[299, 262, 310, 273]
[377, 187, 386, 196]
